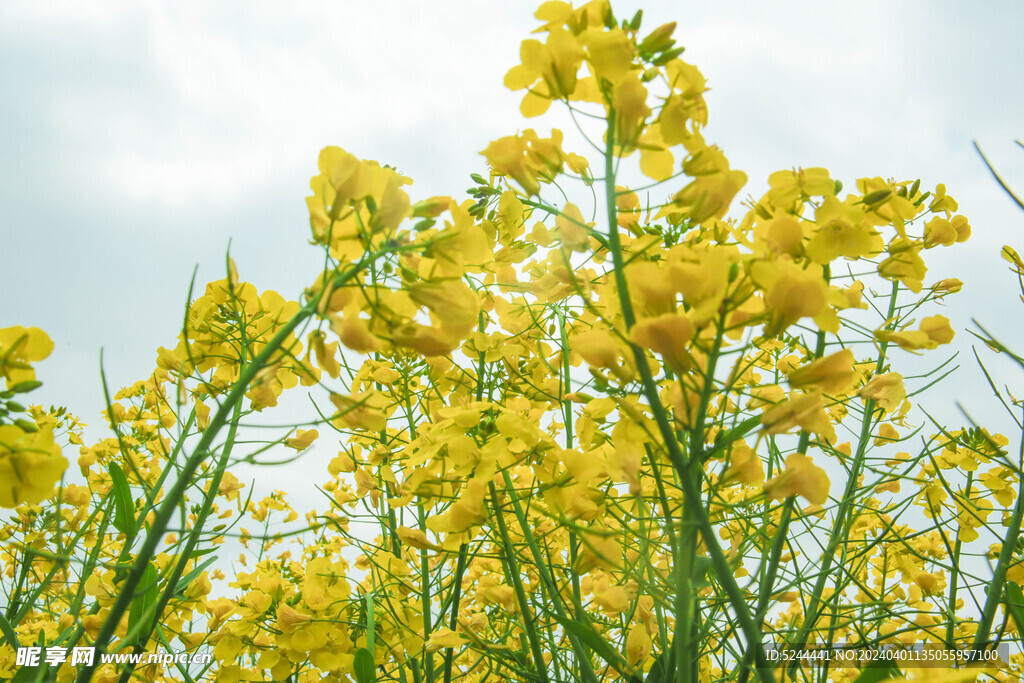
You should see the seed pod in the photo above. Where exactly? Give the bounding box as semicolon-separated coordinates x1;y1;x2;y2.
652;46;685;67
861;188;891;206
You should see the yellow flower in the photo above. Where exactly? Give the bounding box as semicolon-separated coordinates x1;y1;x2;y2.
482;136;538;196
763;453;830;505
670;169;747;224
581;27;635;85
425;628;468;652
625;623;652;665
391;323;461;357
923;215;970;248
330;392;387;432
276;604;313;634
931;278;963;296
61;483;91;508
873;423;900;446
751;260;830;335
612;76;650;146
806;196;883;263
757;215;805;257
285;429;319;451
859;372;906;413
767;167;835;212
481;130;570;196
912;571;945;596
330;312;381;354
556;202;592;252
397;526;444;552
307;330;341;379
0;326;53;389
426;477;488;533
0;424;68;508
760;391;836;443
218;471;245;501
878;238;927;292
876;315;954;351
665;246;734;324
722;441;764;486
410;280;480;333
630;313;695;372
574;328;634;381
787;349;858;395
504;27;585;115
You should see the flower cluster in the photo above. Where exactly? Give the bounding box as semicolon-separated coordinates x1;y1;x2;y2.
2;2;1022;683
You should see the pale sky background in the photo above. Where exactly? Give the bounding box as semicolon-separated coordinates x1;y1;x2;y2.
3;0;1024;481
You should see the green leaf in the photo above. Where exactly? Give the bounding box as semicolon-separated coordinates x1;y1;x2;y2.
127;562;159;643
0;610;19;650
364;592;376;654
644;655;666;683
107;462;136;540
353;647;376;683
706;415;761;460
173;555;219;596
9;665;41;683
561;619;641;681
1005;581;1024;633
693;555;712;589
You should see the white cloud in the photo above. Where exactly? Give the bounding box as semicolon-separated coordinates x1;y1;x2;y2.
11;1;539;210
2;0;1022;443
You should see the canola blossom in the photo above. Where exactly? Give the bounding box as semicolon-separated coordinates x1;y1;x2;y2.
2;2;1022;682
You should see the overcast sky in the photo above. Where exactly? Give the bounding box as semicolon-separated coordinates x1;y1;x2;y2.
3;0;1023;462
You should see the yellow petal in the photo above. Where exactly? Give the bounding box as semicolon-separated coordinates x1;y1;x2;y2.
285;429;319;451
330;314;380;354
630;313;695;372
763;453;830;505
787;349;858;395
625;624;652;665
639;146;674;181
425;628;468;652
410;281;480;332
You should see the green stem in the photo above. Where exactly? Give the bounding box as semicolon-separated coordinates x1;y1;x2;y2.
487;482;551;683
785;280;900;668
603;108;774;683
443;544;469;683
498;471;600;683
973;410;1024;650
116;396;244;682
